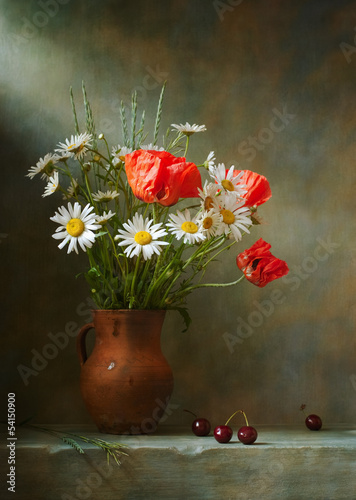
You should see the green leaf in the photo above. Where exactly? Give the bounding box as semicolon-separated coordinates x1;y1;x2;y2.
172;307;192;333
95;173;109;181
95;231;108;238
69;87;80;135
61;437;85;454
120;101;129;147
130;91;138;150
88;267;101;277
82;81;97;146
136;110;145;146
153;82;166;145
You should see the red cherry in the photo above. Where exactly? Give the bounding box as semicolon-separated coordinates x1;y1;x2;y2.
300;405;322;431
184;410;211;436
214;425;233;443
192;418;211;436
214;409;257;444
238;425;258;444
305;414;322;431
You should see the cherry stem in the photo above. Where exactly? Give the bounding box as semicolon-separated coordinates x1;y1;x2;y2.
225;409;249;427
300;404;307;416
183;409;197;419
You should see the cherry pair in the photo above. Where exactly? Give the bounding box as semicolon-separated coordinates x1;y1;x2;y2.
185;409;257;445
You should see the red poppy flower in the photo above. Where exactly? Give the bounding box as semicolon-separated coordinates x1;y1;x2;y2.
125;150;202;207
233;170;272;207
236;238;289;287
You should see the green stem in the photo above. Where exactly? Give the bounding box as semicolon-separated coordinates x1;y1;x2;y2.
107;231;125;276
142;243;184;308
184;135;190;157
23;424;128;465
225;409;249;427
152;203;158;225
172;275;245;301
83;168;95;206
129;254;141;308
87;249;117;305
136;258;151;297
180;235;225;271
86;147;111;165
201;237;237;270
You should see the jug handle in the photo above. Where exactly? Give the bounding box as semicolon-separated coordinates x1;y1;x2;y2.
76;322;94;367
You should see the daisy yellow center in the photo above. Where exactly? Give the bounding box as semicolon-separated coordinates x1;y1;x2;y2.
221;179;235;191
203;217;213;229
181;221;198;234
66;218;85;237
134;231;152;245
220;209;235;225
68;143;85;153
204;196;214;210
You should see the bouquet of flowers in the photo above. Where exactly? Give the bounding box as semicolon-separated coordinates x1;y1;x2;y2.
27;83;288;329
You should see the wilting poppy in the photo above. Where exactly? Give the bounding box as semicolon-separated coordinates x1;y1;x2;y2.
125;150;202;207
236;238;288;287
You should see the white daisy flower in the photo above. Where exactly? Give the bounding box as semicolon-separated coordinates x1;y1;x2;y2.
27;153;59;180
139;144;165;151
62;179;79;200
56;152;72;163
198;180;219;210
167;209;206;245
42;171;59;198
171;122;207;136
115;213;169;261
92;190;119;202
197;209;222;239
55;132;92;160
96;210;116;224
50;202;101;254
204;151;216;170
215;194;252;242
111;145;133;166
209;163;246;198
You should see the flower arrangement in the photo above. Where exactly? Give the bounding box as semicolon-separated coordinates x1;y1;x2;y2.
27;83;288;329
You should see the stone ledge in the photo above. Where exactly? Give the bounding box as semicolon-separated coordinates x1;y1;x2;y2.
1;425;356;499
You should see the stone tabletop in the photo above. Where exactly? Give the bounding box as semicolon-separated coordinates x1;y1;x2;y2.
1;425;356;500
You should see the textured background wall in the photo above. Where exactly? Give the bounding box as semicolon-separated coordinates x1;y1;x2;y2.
1;0;356;428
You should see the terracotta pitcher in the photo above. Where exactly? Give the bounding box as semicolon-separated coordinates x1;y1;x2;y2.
76;309;174;434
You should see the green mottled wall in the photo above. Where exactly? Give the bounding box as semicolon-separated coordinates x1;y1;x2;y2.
1;0;356;427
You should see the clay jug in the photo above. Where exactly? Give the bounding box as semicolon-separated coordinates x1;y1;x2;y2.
76;309;174;434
